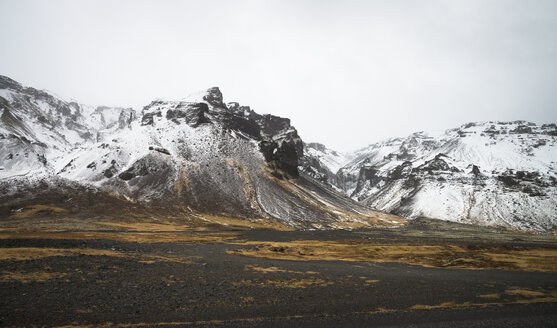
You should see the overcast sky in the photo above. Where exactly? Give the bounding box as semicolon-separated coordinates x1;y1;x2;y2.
1;0;556;152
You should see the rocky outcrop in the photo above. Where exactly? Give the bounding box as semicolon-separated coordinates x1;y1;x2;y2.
166;102;210;127
203;87;225;108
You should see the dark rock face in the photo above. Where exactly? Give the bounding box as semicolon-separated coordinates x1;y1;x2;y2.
203;87;225;107
220;113;261;139
103;160;118;178
118;153;171;182
141;111;162;126
214;105;304;178
274;136;302;178
417;154;460;173
471;165;481;175
184;103;210;127
257;114;292;137
166;102;210;127
511;125;534;134
391;161;413;180
258;134;303;178
353;166;381;195
497;170;545;196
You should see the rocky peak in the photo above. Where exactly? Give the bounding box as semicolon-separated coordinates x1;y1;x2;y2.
203;87;225;108
0;75;22;91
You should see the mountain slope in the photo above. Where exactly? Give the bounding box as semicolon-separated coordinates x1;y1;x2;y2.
316;122;557;231
0;76;402;229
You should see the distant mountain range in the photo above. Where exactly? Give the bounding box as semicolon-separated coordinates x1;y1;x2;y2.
302;121;557;231
2;75;555;231
0;75;401;229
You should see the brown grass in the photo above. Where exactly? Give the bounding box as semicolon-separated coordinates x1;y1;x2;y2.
174;167;191;196
196;213;293;231
409;289;557;310
244;264;318;275
9;205;69;218
0;270;68;283
229;240;557;272
234;278;333;288
0;247;123;261
0;247;196;265
505;288;546;298
95;221;195;232
0;231;240;244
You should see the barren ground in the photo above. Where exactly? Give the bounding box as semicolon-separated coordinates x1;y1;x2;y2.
1;216;557;327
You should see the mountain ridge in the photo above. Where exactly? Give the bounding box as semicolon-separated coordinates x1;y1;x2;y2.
302;121;557;231
0;75;402;230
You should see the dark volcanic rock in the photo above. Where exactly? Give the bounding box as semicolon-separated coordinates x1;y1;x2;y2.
511;125;534;134
141;111;162;126
166;102;210;127
184;103;210;127
498;175;519;187
255;114;292;137
203;87;225;107
220;113;261;139
391;161;413;180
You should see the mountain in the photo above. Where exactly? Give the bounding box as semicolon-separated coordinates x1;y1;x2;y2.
0;75;402;229
299;142;352;192
303;122;557;231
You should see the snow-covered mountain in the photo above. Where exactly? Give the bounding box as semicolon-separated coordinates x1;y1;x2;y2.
299;142;352;192
303;122;557;231
0;75;402;229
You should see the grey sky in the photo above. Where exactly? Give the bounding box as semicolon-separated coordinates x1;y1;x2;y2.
1;0;556;152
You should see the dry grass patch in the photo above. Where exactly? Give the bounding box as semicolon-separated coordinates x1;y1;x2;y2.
197;213;293;231
9;205;69;218
95;221;196;232
234;278;333;288
244;264;318;275
230;240;557;272
0;247;196;265
505;288;546;298
0;247;123;261
266;278;333;288
0;270;68;283
410;289;557;311
0;231;241;244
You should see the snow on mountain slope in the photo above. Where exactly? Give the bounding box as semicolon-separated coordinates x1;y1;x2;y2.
0;75;136;179
337;122;557;231
299;142;352;192
0;76;402;229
